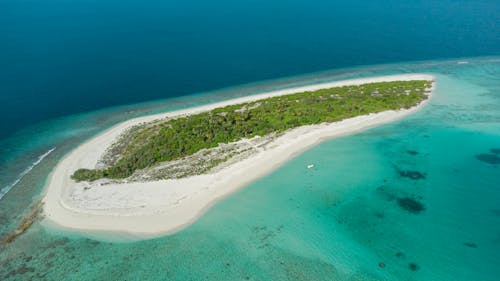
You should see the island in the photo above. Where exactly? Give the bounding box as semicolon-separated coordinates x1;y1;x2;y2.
42;74;435;238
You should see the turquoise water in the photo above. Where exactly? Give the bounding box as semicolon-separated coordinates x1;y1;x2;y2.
0;58;499;280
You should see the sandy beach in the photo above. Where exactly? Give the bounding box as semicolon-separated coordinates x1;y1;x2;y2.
42;74;435;239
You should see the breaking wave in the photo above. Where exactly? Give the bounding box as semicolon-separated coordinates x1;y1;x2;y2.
0;147;56;200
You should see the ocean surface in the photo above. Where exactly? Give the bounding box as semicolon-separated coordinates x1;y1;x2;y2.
0;0;499;280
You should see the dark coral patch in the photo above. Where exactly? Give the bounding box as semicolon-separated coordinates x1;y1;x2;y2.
398;170;426;180
491;209;500;217
42;238;69;250
408;263;420;271
397;197;425;214
5;264;35;278
45;253;56;260
463;242;477;248
476;154;500;164
490;148;500;155
406;150;419;156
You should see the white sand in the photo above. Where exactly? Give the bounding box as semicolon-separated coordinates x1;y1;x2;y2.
42;74;435;238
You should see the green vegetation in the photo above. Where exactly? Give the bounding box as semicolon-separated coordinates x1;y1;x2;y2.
71;169;107;181
72;80;431;182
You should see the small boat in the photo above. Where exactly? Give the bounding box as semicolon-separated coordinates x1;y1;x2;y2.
307;164;314;169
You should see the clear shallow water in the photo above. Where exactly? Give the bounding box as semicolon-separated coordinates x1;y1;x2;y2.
0;58;499;280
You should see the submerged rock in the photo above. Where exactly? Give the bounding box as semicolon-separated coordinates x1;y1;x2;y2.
395;252;405;258
463;242;478;248
398;170;427;180
408;263;420;271
1;201;43;246
406;150;419;156
397;197;425;214
475;153;500;164
490;148;500;155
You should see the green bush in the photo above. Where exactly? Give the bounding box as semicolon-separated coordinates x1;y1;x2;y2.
71;169;106;182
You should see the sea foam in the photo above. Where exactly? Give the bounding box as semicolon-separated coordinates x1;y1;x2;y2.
0;147;56;200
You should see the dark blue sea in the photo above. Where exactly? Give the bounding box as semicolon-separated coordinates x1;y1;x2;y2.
1;0;498;139
0;1;499;280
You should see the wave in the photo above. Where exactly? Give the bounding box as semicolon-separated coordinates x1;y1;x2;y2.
0;147;56;201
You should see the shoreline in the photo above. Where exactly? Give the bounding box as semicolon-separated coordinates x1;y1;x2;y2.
42;74;435;239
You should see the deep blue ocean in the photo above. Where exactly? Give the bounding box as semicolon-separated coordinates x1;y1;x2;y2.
0;0;499;280
1;0;499;139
